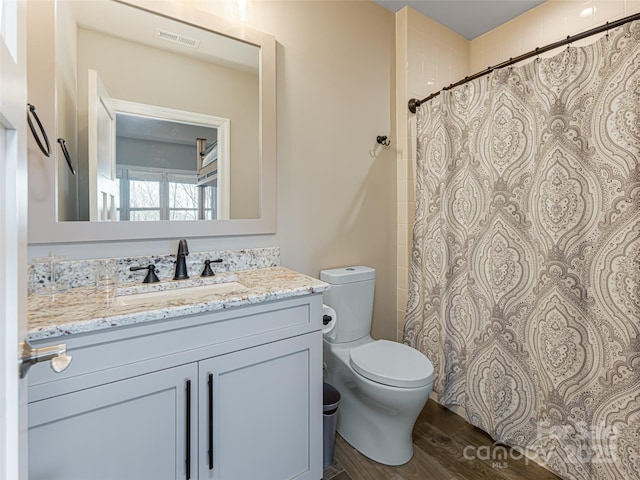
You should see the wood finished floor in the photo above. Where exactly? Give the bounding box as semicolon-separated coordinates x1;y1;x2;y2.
323;399;562;480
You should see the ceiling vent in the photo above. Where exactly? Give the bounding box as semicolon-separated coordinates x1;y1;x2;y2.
155;28;200;49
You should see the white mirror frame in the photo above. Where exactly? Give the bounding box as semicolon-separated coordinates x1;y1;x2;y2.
27;0;276;244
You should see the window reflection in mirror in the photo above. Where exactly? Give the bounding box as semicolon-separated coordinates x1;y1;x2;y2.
114;110;225;221
57;0;260;222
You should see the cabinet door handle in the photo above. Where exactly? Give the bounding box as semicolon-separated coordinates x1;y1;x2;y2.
208;373;214;470
186;379;192;480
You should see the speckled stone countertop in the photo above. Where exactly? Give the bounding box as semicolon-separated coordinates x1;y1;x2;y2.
28;267;329;341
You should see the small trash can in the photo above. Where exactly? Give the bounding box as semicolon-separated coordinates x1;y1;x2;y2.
323;382;341;467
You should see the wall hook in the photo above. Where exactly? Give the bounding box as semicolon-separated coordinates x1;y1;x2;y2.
376;136;390;147
57;138;77;176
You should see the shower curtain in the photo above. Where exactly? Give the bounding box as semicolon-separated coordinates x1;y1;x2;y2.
403;21;639;480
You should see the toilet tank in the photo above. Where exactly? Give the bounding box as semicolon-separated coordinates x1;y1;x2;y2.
321;266;375;343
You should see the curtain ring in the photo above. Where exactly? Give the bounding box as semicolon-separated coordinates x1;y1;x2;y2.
57;138;76;176
27;103;52;157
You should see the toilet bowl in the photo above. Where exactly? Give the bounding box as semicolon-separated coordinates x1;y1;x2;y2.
321;266;434;466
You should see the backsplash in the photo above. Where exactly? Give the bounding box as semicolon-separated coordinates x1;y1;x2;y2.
30;247;280;291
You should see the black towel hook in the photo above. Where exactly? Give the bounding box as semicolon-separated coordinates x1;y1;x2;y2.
376;135;390;147
57;138;76;176
27;103;51;157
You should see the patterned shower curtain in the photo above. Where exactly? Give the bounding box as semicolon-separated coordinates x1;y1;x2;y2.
403;21;639;480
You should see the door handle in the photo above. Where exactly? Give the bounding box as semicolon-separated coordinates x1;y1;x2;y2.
19;340;72;378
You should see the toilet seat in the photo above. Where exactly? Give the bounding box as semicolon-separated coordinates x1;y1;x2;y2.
349;340;434;388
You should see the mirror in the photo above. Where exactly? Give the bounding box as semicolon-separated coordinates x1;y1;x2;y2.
27;0;276;243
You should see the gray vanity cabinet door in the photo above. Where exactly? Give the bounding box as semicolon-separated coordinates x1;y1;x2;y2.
198;333;322;480
28;363;198;480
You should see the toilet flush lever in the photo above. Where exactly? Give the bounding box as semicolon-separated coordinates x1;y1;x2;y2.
19;340;72;378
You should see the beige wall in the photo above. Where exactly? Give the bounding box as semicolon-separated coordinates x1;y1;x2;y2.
55;0;79;221
28;0;398;341
240;0;398;340
396;0;640;341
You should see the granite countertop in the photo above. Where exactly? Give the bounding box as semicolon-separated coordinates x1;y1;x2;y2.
28;267;329;341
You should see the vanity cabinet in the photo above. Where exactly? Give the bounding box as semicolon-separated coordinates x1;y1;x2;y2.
29;364;197;480
198;334;317;480
27;295;323;480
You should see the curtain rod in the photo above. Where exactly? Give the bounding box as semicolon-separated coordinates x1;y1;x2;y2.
408;11;640;113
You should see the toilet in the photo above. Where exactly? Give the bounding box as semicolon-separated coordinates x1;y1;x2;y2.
321;266;434;466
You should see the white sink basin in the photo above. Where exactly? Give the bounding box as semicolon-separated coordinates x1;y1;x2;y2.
113;282;249;307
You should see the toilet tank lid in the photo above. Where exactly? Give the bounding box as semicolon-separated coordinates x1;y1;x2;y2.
320;266;375;284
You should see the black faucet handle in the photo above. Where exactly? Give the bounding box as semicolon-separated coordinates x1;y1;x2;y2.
201;259;223;277
130;264;160;283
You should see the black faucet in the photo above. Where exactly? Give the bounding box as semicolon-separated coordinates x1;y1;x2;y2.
173;239;189;280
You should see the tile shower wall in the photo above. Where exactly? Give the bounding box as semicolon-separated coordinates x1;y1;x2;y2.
397;0;640;341
471;0;640;73
396;7;469;340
